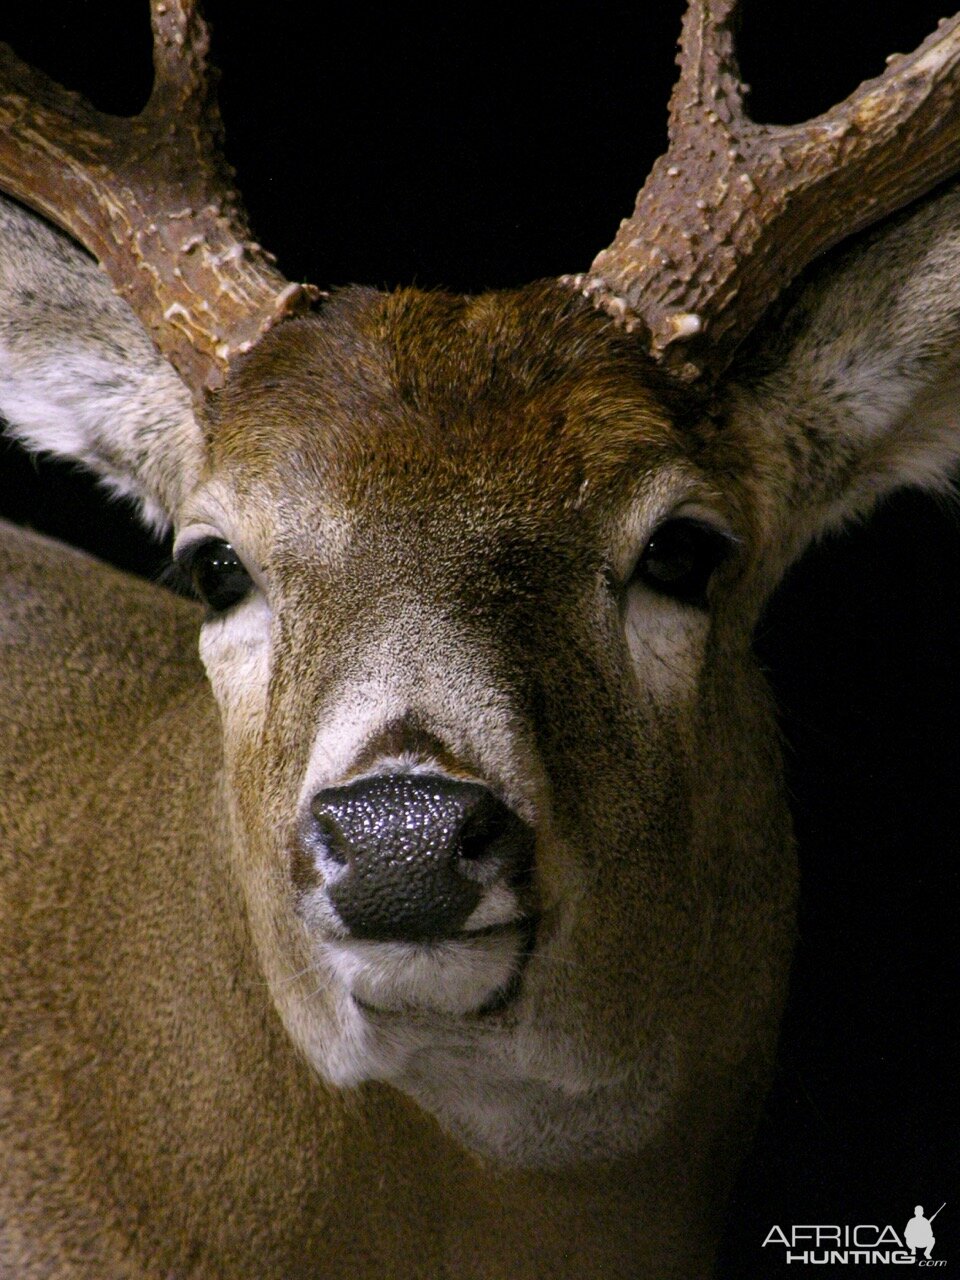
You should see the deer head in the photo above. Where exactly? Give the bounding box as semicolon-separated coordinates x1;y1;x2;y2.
1;3;959;1276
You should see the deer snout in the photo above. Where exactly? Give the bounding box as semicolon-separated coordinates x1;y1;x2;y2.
307;775;533;943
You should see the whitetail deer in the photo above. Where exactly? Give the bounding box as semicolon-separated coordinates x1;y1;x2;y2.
1;2;959;1277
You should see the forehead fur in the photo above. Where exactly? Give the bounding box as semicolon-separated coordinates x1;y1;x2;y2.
204;281;706;514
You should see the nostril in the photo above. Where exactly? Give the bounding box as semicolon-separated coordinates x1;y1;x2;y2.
457;802;510;861
309;807;351;866
454;796;534;891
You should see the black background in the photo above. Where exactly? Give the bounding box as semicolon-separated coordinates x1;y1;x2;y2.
0;3;957;1274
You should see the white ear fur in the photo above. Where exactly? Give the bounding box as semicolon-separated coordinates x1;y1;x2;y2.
730;181;960;573
0;196;203;533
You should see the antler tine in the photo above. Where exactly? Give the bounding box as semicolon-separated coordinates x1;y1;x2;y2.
0;1;319;396
566;2;960;383
148;0;214;113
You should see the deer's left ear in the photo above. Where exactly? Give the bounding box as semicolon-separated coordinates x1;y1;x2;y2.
0;197;203;533
724;180;960;584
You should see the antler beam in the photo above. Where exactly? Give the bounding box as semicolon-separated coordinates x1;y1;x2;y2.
567;1;960;382
0;0;318;395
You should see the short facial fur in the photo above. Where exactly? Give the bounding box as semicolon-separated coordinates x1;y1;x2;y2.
176;282;794;1167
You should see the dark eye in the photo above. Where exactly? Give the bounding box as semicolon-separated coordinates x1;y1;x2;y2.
174;539;254;614
631;517;732;608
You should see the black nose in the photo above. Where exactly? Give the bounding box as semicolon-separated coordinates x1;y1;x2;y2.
306;774;533;942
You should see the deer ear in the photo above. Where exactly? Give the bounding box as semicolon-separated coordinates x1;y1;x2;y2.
728;183;960;580
0;197;203;533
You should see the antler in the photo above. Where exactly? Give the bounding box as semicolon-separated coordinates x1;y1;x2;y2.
0;1;319;396
566;1;960;382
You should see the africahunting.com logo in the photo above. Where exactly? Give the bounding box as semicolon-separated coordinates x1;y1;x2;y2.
764;1203;947;1266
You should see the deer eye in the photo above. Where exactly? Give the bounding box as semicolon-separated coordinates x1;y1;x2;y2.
174;539;254;615
631;517;732;608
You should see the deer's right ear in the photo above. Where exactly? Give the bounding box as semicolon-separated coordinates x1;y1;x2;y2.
0;196;203;533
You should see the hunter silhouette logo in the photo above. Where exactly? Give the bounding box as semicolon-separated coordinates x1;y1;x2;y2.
906;1205;946;1262
763;1202;947;1266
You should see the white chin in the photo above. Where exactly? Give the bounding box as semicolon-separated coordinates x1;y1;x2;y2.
322;929;524;1015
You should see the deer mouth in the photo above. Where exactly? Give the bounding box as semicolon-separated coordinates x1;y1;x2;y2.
322;917;537;1017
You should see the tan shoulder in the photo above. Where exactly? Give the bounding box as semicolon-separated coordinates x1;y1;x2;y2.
0;520;205;843
0;518;201;689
